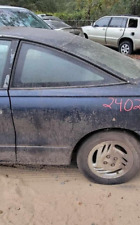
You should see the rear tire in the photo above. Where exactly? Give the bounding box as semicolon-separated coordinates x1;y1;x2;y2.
77;131;140;185
119;40;133;55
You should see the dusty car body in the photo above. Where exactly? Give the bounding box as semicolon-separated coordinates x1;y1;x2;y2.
82;15;140;54
0;27;140;184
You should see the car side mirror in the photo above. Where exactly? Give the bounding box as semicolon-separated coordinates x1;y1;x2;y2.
93;23;98;27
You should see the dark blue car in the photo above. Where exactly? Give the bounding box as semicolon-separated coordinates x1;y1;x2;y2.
0;27;140;184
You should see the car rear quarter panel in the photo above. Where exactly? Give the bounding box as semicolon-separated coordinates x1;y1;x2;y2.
10;84;140;165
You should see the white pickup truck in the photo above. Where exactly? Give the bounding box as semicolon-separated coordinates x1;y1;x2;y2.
82;15;140;54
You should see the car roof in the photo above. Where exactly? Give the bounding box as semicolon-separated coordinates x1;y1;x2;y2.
0;5;27;10
0;27;139;82
0;27;76;47
103;15;140;19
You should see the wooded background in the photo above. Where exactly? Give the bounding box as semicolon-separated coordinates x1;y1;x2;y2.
0;0;139;21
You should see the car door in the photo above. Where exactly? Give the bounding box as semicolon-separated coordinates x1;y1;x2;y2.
0;39;18;163
9;41;120;165
89;17;111;44
105;17;127;47
124;18;139;41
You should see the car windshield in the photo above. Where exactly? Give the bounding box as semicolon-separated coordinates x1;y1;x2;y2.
44;20;70;29
63;38;140;81
0;8;50;29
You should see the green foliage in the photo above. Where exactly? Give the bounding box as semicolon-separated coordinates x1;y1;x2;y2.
54;11;86;21
0;0;139;20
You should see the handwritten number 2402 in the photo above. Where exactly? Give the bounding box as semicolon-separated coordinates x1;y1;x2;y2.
103;98;140;112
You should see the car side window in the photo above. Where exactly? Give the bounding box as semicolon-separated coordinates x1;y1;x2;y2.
12;43;118;88
128;19;138;28
94;17;110;27
0;40;11;88
109;17;127;28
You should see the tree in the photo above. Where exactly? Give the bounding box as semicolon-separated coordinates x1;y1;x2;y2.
0;0;139;18
131;0;140;15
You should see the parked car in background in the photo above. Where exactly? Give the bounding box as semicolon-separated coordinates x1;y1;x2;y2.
82;15;140;54
0;5;50;29
43;18;71;30
38;13;84;37
38;14;61;21
0;27;140;185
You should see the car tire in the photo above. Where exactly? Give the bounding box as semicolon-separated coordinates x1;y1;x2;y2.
119;40;133;55
84;33;88;39
77;131;140;185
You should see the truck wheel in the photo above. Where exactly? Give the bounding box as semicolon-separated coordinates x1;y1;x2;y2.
119;40;133;55
77;131;140;185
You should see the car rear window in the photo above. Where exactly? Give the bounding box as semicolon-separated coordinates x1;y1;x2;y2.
128;19;138;28
12;43;119;88
62;37;140;81
0;8;50;29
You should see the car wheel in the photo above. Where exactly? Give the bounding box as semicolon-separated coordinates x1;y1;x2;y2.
119;40;133;55
84;33;88;39
77;131;140;184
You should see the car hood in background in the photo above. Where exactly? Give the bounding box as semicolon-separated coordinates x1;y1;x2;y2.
56;27;84;37
44;19;84;37
82;25;93;32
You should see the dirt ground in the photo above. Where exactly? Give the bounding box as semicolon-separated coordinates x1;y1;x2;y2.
129;52;140;60
0;164;140;225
